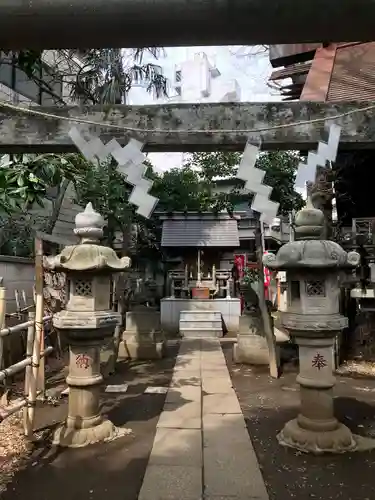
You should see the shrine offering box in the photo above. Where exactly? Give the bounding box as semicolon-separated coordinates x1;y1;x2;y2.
192;287;210;299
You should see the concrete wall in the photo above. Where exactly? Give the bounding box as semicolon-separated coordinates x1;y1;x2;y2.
0;256;34;313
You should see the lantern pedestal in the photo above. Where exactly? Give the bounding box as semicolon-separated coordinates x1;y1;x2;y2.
277;335;359;453
52;315;131;448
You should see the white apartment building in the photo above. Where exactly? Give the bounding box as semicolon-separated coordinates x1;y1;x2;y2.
127;51;242;171
128;51;241;105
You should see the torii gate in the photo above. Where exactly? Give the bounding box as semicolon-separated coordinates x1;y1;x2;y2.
0;101;374;154
0;0;373;48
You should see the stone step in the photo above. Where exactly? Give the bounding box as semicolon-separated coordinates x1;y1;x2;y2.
180;320;222;329
180;327;223;338
180;311;221;322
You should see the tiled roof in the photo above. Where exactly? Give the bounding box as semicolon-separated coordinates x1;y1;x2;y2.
161;218;240;248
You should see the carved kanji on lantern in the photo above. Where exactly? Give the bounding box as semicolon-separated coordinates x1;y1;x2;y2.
311;353;327;370
76;354;92;369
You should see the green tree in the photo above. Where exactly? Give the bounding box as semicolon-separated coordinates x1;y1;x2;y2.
73;157;162;261
0;48;168;105
150;166;211;212
0;153;87;255
184;150;304;215
0;47;168;242
0;153;82;213
73;157;133;252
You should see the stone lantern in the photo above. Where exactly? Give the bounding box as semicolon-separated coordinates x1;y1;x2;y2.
44;203;131;447
263;198;375;454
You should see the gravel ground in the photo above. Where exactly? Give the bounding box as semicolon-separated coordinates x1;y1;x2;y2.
223;343;375;500
0;345;178;500
0;412;33;495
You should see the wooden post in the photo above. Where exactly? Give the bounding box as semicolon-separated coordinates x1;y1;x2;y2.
111;300;124;372
197;249;201;284
34;237;45;399
23;311;35;437
255;222;279;379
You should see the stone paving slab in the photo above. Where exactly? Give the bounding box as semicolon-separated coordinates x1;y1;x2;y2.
138;464;202;500
148;428;202;466
171;375;201;387
204;444;269;498
157;401;202;429
203;413;247;437
202;377;233;394
172;367;201;377
166;385;201;403
139;338;269;500
203;393;242;414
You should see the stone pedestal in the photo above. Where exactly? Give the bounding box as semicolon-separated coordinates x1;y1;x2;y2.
53;336;129;447
234;313;271;365
121;309;165;360
277;336;358;453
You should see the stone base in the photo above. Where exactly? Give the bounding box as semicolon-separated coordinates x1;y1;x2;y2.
121;334;166;360
278;418;375;454
52;418;132;448
233;334;271;365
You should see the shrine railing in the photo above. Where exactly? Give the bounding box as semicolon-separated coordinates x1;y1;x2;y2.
168;269;232;299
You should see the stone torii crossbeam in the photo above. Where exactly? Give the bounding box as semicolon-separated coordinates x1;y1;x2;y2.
0;0;373;48
0;101;374;154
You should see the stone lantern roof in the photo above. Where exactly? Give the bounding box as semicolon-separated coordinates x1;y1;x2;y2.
43;203;131;273
263;197;359;270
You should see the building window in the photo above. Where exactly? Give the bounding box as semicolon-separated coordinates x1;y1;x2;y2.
306;280;325;297
238;218;257;229
0;53;63;105
175;70;181;82
175;86;181;96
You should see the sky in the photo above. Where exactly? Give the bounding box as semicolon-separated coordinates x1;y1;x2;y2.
126;46;281;172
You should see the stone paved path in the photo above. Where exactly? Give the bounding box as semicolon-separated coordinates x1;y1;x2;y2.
138;338;269;500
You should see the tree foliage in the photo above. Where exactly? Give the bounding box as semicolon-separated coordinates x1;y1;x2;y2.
0;145;304;257
70;48;168;104
154;150;304;216
151;166;210;212
0;153;82;213
0;48;168;105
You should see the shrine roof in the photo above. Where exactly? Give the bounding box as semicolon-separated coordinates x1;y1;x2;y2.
161;216;240;248
156;211;244;221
